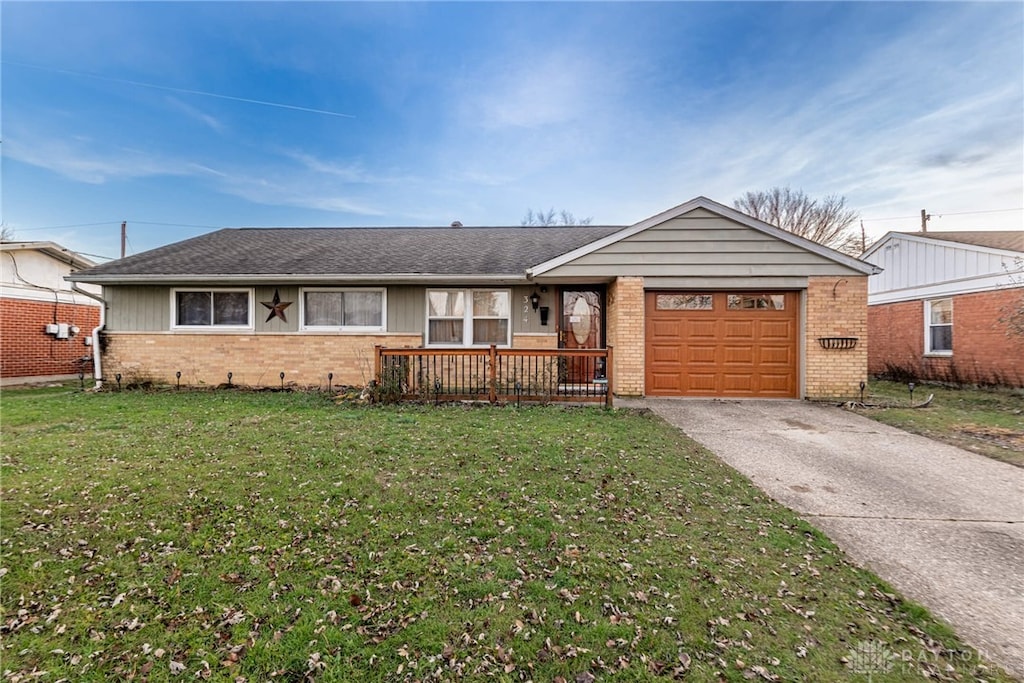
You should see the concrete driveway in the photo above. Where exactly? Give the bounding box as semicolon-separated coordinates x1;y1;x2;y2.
629;399;1024;679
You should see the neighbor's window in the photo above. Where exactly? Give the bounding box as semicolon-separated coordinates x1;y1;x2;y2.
174;289;251;328
656;294;713;310
926;298;953;354
427;289;510;346
301;289;385;330
727;294;786;310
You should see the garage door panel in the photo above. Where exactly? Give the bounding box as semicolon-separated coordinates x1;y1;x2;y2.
760;320;794;339
687;320;718;339
722;345;755;364
649;344;683;363
687;345;718;363
645;291;798;398
650;320;682;339
686;374;718;392
722;374;755;392
758;346;793;364
650;373;683;391
723;320;755;338
758;374;794;394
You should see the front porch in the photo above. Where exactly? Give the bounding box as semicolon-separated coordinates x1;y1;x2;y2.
375;345;614;406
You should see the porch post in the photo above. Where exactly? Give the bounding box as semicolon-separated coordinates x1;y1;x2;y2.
374;345;382;385
489;344;498;404
605;345;614;408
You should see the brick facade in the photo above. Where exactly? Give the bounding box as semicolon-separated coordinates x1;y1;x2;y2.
0;298;100;380
97;275;876;399
607;277;645;396
510;333;558;350
868;289;1024;387
804;276;870;399
102;332;423;388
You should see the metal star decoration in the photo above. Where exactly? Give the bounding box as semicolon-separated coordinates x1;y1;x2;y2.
261;289;292;323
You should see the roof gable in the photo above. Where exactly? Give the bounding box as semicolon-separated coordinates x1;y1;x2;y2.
863;230;1024;261
530;196;878;278
1;241;96;270
865;231;1023;302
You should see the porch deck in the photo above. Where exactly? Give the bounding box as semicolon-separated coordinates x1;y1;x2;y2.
375;345;613;406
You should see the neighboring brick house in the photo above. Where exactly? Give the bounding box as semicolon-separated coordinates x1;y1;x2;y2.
863;231;1024;387
1;241;103;384
68;196;879;399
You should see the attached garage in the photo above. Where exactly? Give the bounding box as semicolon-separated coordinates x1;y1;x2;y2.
522;197;881;398
645;291;798;397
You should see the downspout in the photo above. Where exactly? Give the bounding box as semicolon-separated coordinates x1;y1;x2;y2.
71;284;105;389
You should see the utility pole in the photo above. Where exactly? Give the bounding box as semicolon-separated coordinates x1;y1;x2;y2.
920;209;930;233
121;221;127;259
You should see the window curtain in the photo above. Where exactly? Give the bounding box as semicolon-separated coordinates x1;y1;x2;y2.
343;292;382;326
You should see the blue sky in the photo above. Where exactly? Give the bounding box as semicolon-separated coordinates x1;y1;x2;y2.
2;1;1022;262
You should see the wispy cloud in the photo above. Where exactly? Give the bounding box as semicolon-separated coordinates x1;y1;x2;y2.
3;130;221;184
457;51;604;130
165;96;225;133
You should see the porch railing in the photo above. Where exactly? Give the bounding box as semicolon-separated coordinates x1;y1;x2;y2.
374;345;613;407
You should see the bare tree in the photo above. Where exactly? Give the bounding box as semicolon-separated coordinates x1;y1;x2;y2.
998;257;1024;339
734;187;864;255
521;208;593;227
0;225;13;242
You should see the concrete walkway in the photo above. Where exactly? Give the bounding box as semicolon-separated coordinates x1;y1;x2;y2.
621;398;1024;679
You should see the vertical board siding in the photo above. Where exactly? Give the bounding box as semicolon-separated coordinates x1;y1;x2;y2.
256;286;299;333
106;286;170;331
103;284;557;339
869;236;1020;295
387;286;424;334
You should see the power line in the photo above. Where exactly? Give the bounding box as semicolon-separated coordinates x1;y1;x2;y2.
11;220;224;232
77;251;117;261
861;207;1023;222
129;220;226;229
10;221;121;231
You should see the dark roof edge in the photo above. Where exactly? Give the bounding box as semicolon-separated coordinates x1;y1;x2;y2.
67;273;531;285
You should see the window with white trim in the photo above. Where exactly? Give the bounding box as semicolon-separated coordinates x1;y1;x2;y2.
426;289;510;346
925;298;953;354
301;288;385;330
173;289;252;328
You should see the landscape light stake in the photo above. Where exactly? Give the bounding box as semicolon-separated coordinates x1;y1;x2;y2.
908;382;915;403
79;372;85;390
859;381;866;403
227;372;233;387
280;371;285;389
176;371;181;389
434;377;442;406
327;372;333;394
515;380;522;408
115;373;122;391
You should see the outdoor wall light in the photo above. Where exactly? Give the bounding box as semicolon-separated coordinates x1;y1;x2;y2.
530;291;541;311
539;306;550;326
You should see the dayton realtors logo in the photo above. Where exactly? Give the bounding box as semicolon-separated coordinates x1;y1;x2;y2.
847;640;897;680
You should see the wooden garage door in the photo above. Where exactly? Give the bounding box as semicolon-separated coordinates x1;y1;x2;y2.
645;291;798;397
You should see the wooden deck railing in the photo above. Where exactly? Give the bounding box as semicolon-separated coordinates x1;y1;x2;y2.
374;345;613;407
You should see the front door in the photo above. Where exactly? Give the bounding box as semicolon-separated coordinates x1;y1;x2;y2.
559;289;604;383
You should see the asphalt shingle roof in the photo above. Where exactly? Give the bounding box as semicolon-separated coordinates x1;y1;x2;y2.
73;225;624;281
900;231;1024;253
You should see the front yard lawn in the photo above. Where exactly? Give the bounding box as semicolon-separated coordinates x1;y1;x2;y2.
1;387;1012;681
858;381;1024;467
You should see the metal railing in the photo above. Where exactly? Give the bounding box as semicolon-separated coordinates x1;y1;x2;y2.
375;345;613;406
